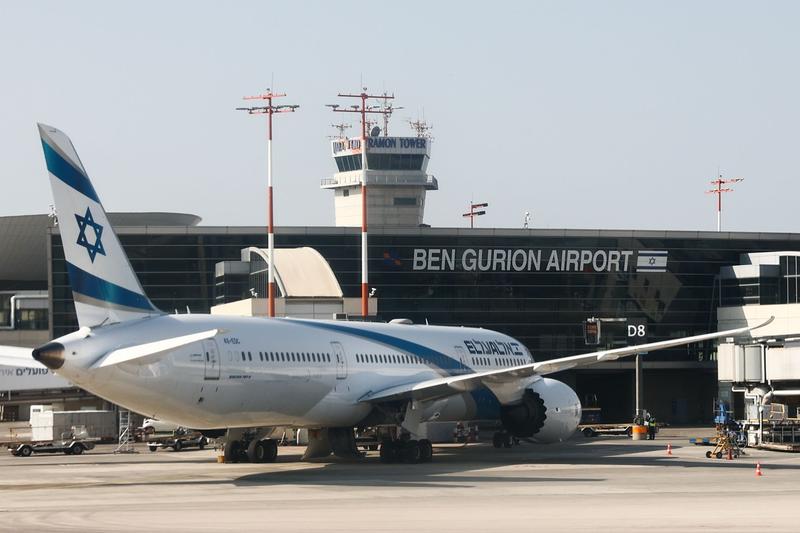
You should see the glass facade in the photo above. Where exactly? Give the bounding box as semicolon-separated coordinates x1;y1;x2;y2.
49;227;800;423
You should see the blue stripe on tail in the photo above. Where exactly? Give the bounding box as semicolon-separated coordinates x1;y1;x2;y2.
66;261;157;311
41;139;101;203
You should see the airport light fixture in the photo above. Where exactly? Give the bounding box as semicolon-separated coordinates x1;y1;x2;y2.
705;173;743;232
237;90;299;318
463;202;488;229
327;89;395;319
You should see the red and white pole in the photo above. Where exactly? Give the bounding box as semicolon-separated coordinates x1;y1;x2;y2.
238;91;298;317
267;101;276;318
705;175;743;233
360;93;369;319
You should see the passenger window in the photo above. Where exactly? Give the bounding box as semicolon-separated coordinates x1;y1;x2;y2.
241;351;246;361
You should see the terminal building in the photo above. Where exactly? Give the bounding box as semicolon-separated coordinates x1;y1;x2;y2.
2;126;800;427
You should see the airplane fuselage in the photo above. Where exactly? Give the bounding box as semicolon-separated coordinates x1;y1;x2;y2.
54;315;536;430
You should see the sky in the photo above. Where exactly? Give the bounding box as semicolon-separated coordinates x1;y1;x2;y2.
1;1;798;232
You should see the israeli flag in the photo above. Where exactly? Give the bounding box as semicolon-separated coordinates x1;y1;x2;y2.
636;251;668;272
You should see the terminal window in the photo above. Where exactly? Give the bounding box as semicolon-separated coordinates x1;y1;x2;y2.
0;294;10;328
393;197;417;206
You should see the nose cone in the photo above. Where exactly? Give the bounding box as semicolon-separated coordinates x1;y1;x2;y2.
32;342;65;370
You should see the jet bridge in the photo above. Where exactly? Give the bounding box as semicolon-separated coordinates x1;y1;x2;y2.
717;342;800;450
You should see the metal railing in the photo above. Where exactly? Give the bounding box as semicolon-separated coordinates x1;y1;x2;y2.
320;174;437;188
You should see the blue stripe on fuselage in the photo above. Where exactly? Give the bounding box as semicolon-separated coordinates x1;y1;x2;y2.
292;320;504;417
41;139;101;203
66;261;157;312
290;320;471;376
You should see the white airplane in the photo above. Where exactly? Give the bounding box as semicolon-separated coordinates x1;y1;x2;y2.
0;124;769;464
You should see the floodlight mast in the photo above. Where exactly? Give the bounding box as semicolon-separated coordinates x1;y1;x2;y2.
236;90;299;318
327;89;394;319
705;173;744;232
463;202;488;229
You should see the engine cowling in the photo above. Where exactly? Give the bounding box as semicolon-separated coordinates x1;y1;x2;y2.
500;378;582;443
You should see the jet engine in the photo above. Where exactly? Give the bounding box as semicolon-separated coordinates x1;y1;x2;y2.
500;378;582;443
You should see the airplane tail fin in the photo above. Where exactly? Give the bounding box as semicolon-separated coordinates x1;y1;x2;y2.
37;124;162;328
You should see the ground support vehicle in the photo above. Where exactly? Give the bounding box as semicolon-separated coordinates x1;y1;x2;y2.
705;427;745;459
689;436;718;446
578;423;634;438
7;436;97;457
146;429;207;452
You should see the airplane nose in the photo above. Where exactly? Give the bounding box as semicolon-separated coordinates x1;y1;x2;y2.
32;342;65;370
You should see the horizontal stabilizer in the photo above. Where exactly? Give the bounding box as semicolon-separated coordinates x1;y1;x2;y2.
360;317;773;405
92;329;218;368
0;346;45;369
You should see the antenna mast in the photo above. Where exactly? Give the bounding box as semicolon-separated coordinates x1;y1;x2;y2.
236;89;299;318
326;88;395;319
408;118;433;138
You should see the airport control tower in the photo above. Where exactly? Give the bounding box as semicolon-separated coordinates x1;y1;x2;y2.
321;126;438;227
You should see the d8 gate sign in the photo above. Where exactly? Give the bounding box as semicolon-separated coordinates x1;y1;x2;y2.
627;319;647;345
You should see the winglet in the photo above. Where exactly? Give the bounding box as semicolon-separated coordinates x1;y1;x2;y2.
755;316;775;329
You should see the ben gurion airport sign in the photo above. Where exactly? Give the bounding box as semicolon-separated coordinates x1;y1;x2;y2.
411;248;669;273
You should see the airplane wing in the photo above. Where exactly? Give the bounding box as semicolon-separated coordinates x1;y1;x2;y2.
0;345;46;369
91;329;219;368
359;317;773;404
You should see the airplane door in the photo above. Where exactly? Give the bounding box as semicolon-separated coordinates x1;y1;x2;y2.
331;342;347;379
202;339;220;380
454;345;467;372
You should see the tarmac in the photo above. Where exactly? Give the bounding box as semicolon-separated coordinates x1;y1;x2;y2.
1;431;799;533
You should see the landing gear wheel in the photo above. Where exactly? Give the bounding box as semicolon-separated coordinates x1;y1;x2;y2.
248;439;267;463
582;427;596;438
492;432;504;449
705;451;712;458
418;439;433;463
379;442;399;463
263;439;278;462
401;440;422;464
224;440;242;463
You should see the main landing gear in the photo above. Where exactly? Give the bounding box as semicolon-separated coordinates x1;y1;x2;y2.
223;429;278;463
379;438;433;464
492;431;520;449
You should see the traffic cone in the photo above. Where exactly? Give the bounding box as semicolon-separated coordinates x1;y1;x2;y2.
666;443;673;456
727;448;733;460
755;462;763;477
